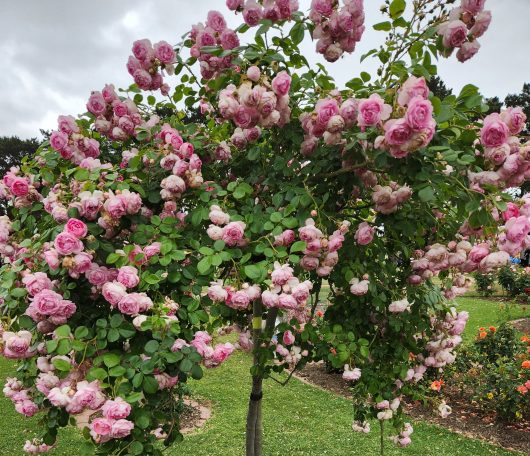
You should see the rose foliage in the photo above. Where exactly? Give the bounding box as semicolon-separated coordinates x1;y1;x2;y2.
0;0;529;455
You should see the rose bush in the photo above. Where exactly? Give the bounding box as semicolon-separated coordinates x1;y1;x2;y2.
0;0;528;455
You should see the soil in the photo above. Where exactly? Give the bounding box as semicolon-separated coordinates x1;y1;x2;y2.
180;398;212;434
296;362;530;454
512;318;530;334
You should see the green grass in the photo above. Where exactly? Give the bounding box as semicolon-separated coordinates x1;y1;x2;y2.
455;297;530;342
0;296;527;455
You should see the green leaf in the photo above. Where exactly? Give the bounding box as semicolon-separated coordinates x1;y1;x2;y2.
244;264;262;280
418;186;435;202
373;21;392;31
143;376;159;394
180;358;193;373
389;0;406;19
145;340;159;355
197;256;212;275
74;326;89;339
109;366;127;377
55;325;71;337
103;353;121;368
53;358;71;372
290;22;305;45
290;241;306;253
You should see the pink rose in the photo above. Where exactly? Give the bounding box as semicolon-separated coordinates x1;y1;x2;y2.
227;290;251;309
154;41;175;64
282;330;295;345
206;10;227;32
261;290;279;308
468;242;489;263
33;289;63;315
209;205;230;225
102;281;128;306
505;216;530;244
277;293;298;310
132;39;153;62
22;272;53;296
207;225;224;241
354;222;374;245
220;29;240;50
502;202;520;221
461;0;485;14
271;263;294;286
315;98;339;126
58;115;79;134
480;113;510;148
117;294;140;315
226;0;244;10
50;131;68;151
91;417;113;436
470;10;491;38
272;71;292;96
500;107;527;136
439;20;468;48
54;232;83;255
247;66;261;82
242;1;263;26
350;279;369;296
10;177;29;197
357;94;391;129
311;0;333;16
208;283;228;302
397;76;429;106
87;92;106;116
222;221;246;246
384;118;412;146
117;266;140;289
209;342;234;367
102;397;131;420
44;249;60;270
15;400;38;417
456;40;480;62
65;218;88;238
405;97;433;131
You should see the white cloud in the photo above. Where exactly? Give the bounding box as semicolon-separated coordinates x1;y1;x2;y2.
0;0;527;138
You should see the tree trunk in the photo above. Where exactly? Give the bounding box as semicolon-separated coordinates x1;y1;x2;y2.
246;300;264;456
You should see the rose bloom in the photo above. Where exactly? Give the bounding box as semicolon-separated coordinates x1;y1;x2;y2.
271;71;291;96
154;40;175;64
405;97;433;131
247;66;261;82
470;10;491;38
357;94;391;128
397;76;429;106
10;177;29;197
500;107;527;136
117;266;140;289
102;397;131;420
282;330;295;345
439;20;468;48
480;113;510;148
102;281;128;306
54;232;83;256
33;289;63;315
228;290;251;310
91;417;113;436
222;221;246;246
461;0;485;14
384;118;412;146
456;40;481;63
117;294;141;316
22;272;53;297
65;218;88;238
242;1;263;26
354;222;374;245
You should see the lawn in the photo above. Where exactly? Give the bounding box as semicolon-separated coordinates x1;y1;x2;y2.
0;296;527;455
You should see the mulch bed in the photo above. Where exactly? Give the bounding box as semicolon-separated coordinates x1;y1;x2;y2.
180;398;212;434
296;361;530;454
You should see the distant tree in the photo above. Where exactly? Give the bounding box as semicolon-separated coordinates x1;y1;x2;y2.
484;96;503;116
0;136;40;215
505;83;530;136
427;75;453;99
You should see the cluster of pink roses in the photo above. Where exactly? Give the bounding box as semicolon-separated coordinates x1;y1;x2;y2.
274;342;308;368
227;0;299;25
159;124;204;200
0;215;14;260
102;266;153;316
2;330;35;359
497;203;530;257
88;85;152;142
208;281;261;310
1;167;40;207
206;205;248;247
89;397;134;443
389;422;414;448
375;78;436;158
375;397;401;421
470;109;529;191
172;331;235;368
219;70;292;149
23;439;53;454
438;0;492;62
190;10;239;80
309;0;365;62
261;262;313;311
372;183;412;214
299;95;359;152
4;377;39;418
24;276;76;330
349;276;369;296
298;218;350;276
49;115;100;165
127;39;175;93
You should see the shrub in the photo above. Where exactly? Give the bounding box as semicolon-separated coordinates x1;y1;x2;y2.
474;272;495;297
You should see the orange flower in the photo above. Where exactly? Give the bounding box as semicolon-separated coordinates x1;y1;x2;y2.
521;335;529;343
525;380;530;389
479;331;488;339
430;380;444;391
517;385;528;395
522;360;530;369
316;310;323;318
479;327;485;331
489;326;496;332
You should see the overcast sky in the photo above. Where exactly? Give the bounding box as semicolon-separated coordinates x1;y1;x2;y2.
1;1;528;139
